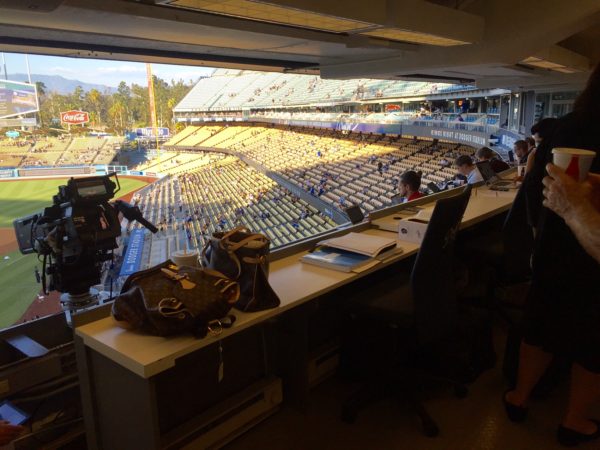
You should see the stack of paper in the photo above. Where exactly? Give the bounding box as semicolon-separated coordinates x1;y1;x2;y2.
301;233;402;272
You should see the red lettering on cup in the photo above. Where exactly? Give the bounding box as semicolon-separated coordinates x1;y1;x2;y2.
565;155;580;180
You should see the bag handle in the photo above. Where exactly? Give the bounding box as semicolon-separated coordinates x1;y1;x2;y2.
220;226;250;242
223;233;269;252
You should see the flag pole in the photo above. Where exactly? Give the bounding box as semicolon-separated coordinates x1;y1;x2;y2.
1;53;8;80
146;63;160;158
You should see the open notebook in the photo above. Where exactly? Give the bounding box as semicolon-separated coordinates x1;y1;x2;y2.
317;232;398;257
302;233;402;272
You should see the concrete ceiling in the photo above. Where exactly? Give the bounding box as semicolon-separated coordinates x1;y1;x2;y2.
0;0;597;90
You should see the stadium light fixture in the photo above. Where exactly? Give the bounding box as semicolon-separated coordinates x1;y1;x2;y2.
520;46;589;74
361;28;470;47
166;0;373;32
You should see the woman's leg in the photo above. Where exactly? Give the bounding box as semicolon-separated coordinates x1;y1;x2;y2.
506;341;553;406
562;363;600;433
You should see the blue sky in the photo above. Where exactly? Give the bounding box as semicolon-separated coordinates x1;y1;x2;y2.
0;53;215;87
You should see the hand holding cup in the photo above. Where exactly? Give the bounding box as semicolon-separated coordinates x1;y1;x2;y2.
543;163;600;219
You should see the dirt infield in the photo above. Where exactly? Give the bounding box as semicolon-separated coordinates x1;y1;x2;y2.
0;228;17;255
18;291;61;324
117;175;156;203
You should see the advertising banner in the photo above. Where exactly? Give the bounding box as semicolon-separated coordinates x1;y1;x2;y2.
60;110;89;125
402;123;488;147
0;80;38;119
119;229;146;277
0;117;36;127
135;127;170;138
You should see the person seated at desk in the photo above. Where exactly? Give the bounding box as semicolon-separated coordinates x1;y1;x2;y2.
455;155;483;184
397;170;425;203
475;146;510;173
514;140;532;165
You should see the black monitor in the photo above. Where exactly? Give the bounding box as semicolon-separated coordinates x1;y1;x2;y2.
475;160;498;182
427;182;441;193
508;150;515;163
344;205;364;224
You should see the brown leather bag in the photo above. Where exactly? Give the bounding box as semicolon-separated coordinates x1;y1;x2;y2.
112;260;239;337
201;227;280;312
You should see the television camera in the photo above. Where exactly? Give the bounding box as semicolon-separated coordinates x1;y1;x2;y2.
13;173;157;315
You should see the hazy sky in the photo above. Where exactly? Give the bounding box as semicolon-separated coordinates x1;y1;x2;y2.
0;53;215;87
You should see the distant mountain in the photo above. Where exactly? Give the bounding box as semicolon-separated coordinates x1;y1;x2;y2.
6;73;117;95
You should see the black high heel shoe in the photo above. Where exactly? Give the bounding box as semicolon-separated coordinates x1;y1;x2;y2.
557;420;600;447
503;390;528;423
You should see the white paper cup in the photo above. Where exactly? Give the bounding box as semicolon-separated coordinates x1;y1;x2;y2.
171;250;199;267
552;147;596;181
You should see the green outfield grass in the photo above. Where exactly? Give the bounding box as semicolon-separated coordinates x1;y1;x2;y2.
0;177;148;328
0;177;147;228
0;249;41;328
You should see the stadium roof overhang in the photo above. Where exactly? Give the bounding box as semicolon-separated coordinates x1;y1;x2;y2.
0;0;598;90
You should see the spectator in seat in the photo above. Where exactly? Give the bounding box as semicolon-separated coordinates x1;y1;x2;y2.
475;146;510;173
455;155;483;184
398;170;425;202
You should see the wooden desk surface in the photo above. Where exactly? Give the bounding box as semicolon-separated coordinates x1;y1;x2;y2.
75;186;515;378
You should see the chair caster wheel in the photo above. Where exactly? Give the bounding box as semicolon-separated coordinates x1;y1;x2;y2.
341;406;357;424
422;419;439;438
454;385;468;398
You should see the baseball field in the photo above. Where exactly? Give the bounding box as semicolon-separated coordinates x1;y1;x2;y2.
0;177;148;328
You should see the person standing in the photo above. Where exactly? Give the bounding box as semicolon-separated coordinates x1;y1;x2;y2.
503;61;600;447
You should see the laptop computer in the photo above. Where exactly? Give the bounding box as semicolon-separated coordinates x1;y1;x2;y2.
476;160;514;188
427;182;441;193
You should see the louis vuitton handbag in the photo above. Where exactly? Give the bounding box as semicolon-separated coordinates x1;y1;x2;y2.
201;227;280;312
112;260;239;337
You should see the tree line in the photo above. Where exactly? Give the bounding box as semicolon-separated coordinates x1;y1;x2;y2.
35;76;194;134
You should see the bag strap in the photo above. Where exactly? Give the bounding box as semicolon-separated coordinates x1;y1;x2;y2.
220;226;249;242
224;233;268;252
241;255;267;264
226;251;243;279
200;239;211;264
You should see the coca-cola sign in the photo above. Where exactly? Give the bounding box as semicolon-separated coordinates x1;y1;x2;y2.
60;110;89;124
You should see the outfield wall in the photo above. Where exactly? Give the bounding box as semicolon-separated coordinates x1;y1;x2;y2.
0;164;161;180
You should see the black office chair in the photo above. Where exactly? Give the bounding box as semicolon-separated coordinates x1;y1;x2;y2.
340;185;478;437
456;183;533;326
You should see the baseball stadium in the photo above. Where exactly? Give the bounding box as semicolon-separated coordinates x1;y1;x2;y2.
0;68;501;329
0;2;598;449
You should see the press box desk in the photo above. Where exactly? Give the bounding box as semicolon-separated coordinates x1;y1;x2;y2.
75;187;515;449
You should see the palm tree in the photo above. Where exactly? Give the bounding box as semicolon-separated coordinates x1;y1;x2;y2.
109;100;126;133
86;89;102;127
35;81;47;98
